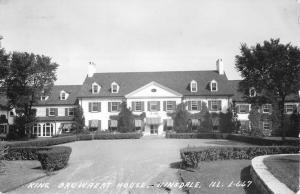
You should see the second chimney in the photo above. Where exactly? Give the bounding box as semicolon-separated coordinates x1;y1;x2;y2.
216;58;224;75
88;62;96;77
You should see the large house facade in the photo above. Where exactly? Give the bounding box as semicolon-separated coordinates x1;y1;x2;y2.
0;59;299;137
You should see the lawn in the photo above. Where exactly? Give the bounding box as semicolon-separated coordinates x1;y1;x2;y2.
179;160;259;194
263;154;300;193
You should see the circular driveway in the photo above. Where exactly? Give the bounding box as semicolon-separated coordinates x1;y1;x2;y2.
10;137;243;194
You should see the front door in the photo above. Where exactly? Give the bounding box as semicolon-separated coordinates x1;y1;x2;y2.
150;125;158;134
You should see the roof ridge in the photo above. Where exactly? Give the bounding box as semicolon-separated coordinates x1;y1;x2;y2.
93;70;218;74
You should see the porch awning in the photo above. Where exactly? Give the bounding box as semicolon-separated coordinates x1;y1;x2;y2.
166;119;173;127
90;120;99;128
61;123;72;129
146;117;161;125
110;120;118;127
135;119;142;127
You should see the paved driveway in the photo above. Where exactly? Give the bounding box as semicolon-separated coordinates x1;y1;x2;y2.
10;137;243;194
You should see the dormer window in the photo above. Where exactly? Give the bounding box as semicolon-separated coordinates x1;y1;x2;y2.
111;82;119;93
92;82;100;94
190;80;197;92
40;96;48;101
210;80;218;91
249;87;256;97
60;91;68;100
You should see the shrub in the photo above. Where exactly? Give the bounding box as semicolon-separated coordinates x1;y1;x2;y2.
180;146;299;168
199;103;213;132
219;108;240;133
37;146;72;171
77;134;93;141
94;132;142;139
165;132;224;139
7;136;77;148
5;147;51;160
0;144;8;174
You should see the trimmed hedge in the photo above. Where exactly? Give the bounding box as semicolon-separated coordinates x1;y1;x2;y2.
5;147;52;160
227;134;299;146
180;146;300;168
77;134;93;141
6;136;77;148
94;132;142;140
38;146;72;171
165;132;227;139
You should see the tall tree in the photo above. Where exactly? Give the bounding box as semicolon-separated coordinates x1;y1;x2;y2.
117;102;135;133
3;51;58;137
235;39;300;140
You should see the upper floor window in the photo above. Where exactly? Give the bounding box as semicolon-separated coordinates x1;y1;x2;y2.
111;82;119;93
237;104;250;114
111;102;120;112
49;108;56;116
249;87;256;97
9;111;14;117
68;108;74;116
262;104;271;113
40;96;48;101
60;91;68;100
191;101;199;111
210;80;218;91
190;80;197;92
284;104;296;113
89;102;101;112
149;101;160;112
92;82;100;94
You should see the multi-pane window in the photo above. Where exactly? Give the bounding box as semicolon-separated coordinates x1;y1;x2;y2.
92;85;99;93
249;88;256;97
191;101;198;111
92;102;99;112
41;96;47;101
49;108;56;116
61;92;66;100
262;104;271;113
263;120;270;130
191;81;197;92
111;102;120;112
166;101;174;111
238;104;249;114
285;104;296;113
211;81;217;91
135;101;142;111
210;100;221;111
150;101;159;111
68;108;74;116
112;83;118;93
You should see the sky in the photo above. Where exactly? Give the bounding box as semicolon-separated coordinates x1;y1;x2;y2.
0;0;300;85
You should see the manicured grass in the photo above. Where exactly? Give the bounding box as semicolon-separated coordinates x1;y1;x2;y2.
0;160;46;193
263;154;300;192
179;160;259;194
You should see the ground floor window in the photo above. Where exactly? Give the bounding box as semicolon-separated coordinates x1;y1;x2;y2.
0;124;8;134
188;119;200;130
134;119;143;131
109;120;118;131
60;123;73;133
163;119;173;131
43;123;53;136
32;124;41;136
89;120;101;131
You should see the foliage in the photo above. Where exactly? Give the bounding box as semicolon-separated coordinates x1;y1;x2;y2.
0;51;58;137
5;146;51;160
227;134;299;146
219;108;240;133
169;103;191;132
0;115;8;124
116;102;135;132
74;106;85;133
248;104;263;136
235;38;300;139
37;146;72;171
76;134;93;141
199;102;213;132
94;132;142;139
287;110;300;137
0;144;8;174
180;146;299;168
165;132;225;139
7;135;77;148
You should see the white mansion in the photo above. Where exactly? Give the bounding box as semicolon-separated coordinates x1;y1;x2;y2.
0;59;299;137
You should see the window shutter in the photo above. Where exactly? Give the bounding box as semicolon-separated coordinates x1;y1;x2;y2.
118;102;121;111
46;108;49;116
55;108;58;116
172;101;176;111
148;101;150;111
108;102;111;112
108;120;111;128
218;101;222;111
89;103;92;112
245;105;249;113
98;102;101;112
132;102;135;111
157;101;160;111
65;108;68;116
97;120;101;131
208;101;212;111
141;101;144;111
269;105;272;114
236;105;240;113
188;101;191;111
197;101;202;111
89;120;92;128
163;101;166;111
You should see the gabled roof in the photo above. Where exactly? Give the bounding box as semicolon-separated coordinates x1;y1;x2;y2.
228;80;300;102
78;71;234;98
35;85;81;106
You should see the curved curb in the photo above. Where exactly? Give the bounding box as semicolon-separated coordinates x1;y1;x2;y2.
251;154;298;194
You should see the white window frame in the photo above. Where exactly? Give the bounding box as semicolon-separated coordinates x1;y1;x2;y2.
211;100;220;111
263;121;270;130
285;104;296;113
111;102;119;112
238;104;249;114
190;80;197;92
68;108;74;116
43;123;53;137
91;102;99;112
60;91;67;100
49;108;56;116
211;80;218;91
150;101;159;112
191;101;198;111
92;83;100;94
111;82;119;93
249;87;256;97
135;101;142;111
262;104;271;113
40;96;48;101
166;101;174;111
